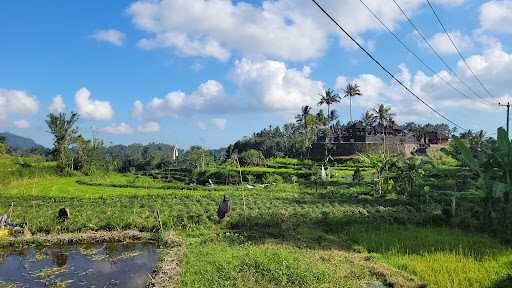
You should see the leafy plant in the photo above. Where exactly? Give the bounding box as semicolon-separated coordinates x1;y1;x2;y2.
452;127;512;228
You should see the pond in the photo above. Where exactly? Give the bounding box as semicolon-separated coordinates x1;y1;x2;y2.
0;242;159;287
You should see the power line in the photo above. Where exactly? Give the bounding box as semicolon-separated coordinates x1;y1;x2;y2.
357;0;488;107
391;0;493;106
425;0;496;100
309;0;466;131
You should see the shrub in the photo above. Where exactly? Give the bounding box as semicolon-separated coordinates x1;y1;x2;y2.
263;174;283;184
240;149;266;167
352;167;363;184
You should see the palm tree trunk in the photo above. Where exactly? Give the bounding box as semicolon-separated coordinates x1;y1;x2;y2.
349;96;352;122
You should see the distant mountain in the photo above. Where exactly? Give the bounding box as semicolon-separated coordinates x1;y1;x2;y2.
0;132;49;155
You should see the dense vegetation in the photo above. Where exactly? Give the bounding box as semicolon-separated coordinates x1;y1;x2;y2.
1;107;511;287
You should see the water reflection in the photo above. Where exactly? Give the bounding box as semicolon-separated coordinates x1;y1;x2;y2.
0;242;159;287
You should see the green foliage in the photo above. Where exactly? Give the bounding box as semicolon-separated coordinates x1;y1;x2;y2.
179;146;214;171
239;149;265;167
45;112;79;173
358;153;398;196
352;167;363;185
262;173;283;184
0;142;5;155
452;127;512;237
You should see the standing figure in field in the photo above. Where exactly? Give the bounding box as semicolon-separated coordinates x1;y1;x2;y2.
217;195;230;221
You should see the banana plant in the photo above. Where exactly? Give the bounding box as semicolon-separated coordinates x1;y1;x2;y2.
453;127;512;221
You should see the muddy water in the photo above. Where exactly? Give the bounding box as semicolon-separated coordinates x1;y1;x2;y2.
0;242;159;287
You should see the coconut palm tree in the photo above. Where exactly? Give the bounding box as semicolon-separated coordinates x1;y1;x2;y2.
318;88;341;120
361;110;376;126
343;83;362;122
295;105;312;130
46;112;79;170
372;104;395;127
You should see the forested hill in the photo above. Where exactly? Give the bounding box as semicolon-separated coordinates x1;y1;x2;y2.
0;132;49;155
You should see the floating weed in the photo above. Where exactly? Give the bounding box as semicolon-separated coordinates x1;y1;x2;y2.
33;266;68;279
79;246;97;256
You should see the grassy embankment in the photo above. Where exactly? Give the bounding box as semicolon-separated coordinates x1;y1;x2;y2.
1;155;511;287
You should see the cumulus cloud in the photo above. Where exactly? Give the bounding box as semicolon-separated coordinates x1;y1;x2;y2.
49;95;65;114
137;121;160;133
98;122;134;134
0;89;39;120
335;43;512;122
131;100;144;119
128;0;463;62
231;58;323;111
428;31;473;55
132;80;226;118
13;120;30;129
479;0;512;34
74;87;114;120
210;118;226;130
91;29;126;46
127;0;328;61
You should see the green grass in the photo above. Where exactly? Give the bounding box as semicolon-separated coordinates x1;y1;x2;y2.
180;241;384;288
1;156;512;287
339;225;512;288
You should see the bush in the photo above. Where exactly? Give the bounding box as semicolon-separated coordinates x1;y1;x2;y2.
352;167;363;184
263;174;283;184
240;149;265;167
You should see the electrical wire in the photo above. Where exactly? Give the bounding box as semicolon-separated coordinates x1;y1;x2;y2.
357;0;490;108
391;0;493;106
310;0;466;131
425;0;496;100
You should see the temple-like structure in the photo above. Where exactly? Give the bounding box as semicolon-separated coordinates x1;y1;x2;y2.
311;122;449;159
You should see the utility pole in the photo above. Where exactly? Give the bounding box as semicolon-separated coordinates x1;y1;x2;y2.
499;102;510;137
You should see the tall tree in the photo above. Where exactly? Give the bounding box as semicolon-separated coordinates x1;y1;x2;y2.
361;111;376;126
343;83;362;122
295;105;312;130
46;112;79;171
317;88;341;120
372;104;395;127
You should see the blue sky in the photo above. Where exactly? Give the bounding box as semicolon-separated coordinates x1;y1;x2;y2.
1;0;511;148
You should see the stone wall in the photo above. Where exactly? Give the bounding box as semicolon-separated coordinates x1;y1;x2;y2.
310;142;417;160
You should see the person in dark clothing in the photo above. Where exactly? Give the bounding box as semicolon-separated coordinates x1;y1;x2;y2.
217;195;230;220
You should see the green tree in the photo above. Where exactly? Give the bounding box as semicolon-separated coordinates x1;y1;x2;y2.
46;112;79;171
0;136;5;155
179;146;214;170
361;111;376;126
343;83;362;122
239;149;265;167
317;88;341;121
295;105;312;130
452;127;512;227
372;104;395;127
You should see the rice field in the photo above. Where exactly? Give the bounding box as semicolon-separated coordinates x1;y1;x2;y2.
1;155;512;287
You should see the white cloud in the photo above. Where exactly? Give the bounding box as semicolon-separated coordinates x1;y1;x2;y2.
127;0;328;61
49;95;66;114
0;89;39;120
131;100;144;119
428;31;473;55
137;121;160;133
196;120;206;130
210;118;226;130
479;1;512;34
98;122;134;134
91;29;126;46
74;87;114;120
138;32;231;61
231;58;323;111
336;43;512;122
13;120;30;129
133;80;226;118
